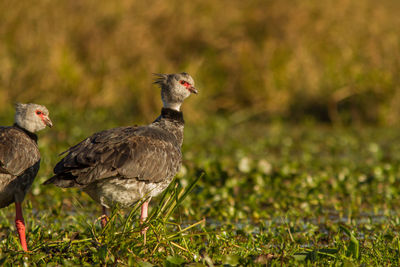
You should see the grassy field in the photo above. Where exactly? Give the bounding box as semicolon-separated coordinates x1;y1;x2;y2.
1;0;400;265
0;112;400;265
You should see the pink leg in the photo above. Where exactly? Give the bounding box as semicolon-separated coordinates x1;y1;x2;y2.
140;201;149;235
15;202;28;251
101;206;108;228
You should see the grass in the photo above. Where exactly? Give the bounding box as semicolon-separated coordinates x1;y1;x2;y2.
1;114;400;265
1;0;400;264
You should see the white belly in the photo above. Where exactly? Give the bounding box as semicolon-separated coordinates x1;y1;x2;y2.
83;177;172;208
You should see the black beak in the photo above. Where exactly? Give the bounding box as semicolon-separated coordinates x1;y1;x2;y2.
189;86;198;94
44;117;53;128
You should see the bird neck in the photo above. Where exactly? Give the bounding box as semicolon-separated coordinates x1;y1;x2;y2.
152;108;185;146
162;101;182;111
13;123;38;143
160;108;184;123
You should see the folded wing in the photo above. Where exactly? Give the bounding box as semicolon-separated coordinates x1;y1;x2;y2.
46;126;181;187
0;127;40;176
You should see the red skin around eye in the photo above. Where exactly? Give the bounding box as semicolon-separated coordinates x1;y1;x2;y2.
180;80;192;91
180;80;191;88
36;110;46;125
40;115;46;124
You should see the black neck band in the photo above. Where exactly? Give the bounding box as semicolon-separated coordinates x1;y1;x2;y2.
13;123;38;143
161;108;184;123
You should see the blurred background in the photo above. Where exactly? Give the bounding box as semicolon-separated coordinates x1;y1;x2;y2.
2;2;400;262
1;0;400;126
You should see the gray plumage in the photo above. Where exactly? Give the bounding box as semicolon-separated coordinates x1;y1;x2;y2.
0;103;52;208
44;72;197;208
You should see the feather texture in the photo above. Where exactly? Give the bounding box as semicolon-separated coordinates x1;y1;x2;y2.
45;72;197;208
44;108;185;207
0;125;41;207
0;103;51;252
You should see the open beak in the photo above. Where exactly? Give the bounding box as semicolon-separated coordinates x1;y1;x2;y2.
44;117;53;128
188;86;198;94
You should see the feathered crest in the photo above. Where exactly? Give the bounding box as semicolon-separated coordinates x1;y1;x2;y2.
152;73;168;85
14;102;26;113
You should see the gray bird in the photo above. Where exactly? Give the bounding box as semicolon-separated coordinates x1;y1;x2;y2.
0;103;52;251
44;72;197;231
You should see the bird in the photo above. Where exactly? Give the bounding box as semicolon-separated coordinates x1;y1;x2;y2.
0;103;53;251
44;72;198;233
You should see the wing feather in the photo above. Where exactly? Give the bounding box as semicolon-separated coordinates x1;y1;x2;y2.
48;126;181;187
0;127;40;176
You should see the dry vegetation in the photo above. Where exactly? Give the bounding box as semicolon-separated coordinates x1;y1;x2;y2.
2;1;400;264
0;0;400;123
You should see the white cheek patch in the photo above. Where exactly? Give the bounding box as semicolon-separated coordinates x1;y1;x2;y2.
16;114;46;133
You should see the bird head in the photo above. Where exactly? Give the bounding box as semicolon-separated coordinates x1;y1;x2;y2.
14;103;53;133
153;72;198;111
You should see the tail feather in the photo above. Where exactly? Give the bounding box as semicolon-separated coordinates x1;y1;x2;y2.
42;175;57;185
43;174;78;188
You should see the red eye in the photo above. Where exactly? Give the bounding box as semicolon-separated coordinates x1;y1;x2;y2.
180;80;191;88
36;110;42;115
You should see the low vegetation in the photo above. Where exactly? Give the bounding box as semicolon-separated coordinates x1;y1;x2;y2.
0;114;400;265
1;0;400;265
